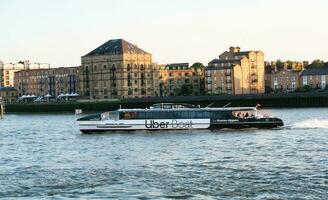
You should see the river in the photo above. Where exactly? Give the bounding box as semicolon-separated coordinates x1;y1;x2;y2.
0;108;327;199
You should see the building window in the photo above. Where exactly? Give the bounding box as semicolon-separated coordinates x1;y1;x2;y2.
274;77;278;89
321;75;326;89
303;76;308;86
291;76;296;89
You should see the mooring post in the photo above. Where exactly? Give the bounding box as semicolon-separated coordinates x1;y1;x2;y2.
0;102;3;119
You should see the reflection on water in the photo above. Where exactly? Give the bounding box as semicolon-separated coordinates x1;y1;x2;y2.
0;109;328;199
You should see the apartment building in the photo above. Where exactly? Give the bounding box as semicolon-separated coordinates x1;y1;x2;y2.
14;66;79;97
205;47;265;95
157;63;204;96
300;67;328;89
0;60;50;87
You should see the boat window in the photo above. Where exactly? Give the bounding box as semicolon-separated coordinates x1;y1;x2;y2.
78;113;101;121
153;104;162;109
121;112;138;119
210;111;231;119
108;111;119;120
163;104;172;109
179;111;190;119
136;111;146;119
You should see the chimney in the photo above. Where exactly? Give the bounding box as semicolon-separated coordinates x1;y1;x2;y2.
229;46;241;53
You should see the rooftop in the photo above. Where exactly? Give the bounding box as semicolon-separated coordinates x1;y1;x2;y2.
84;39;150;57
300;67;328;76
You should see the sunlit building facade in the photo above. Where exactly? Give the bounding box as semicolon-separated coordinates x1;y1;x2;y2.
14;67;79;97
205;47;265;95
80;39;156;99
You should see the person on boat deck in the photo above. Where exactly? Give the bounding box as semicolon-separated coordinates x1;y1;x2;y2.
244;112;249;118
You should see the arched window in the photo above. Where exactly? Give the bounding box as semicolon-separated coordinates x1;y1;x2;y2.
128;88;133;95
127;64;131;71
111;64;116;71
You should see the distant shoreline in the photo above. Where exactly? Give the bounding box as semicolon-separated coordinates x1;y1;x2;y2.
4;92;328;113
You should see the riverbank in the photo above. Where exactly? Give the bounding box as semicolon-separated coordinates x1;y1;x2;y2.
4;92;328;113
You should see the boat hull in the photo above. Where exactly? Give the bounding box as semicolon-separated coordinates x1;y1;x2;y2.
78;118;283;133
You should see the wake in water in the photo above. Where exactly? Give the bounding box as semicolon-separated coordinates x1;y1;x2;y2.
292;118;328;129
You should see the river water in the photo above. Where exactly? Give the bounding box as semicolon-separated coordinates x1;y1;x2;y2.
0;108;327;199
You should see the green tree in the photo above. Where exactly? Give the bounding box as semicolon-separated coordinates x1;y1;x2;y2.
178;84;194;96
276;59;284;71
308;59;324;68
191;62;205;70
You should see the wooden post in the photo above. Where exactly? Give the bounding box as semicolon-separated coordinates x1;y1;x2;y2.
0;102;3;119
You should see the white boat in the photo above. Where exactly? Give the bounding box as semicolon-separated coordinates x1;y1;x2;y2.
76;103;283;133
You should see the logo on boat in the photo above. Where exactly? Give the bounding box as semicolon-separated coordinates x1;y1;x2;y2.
145;120;193;129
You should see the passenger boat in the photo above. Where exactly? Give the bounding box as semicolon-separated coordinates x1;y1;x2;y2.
76;103;283;133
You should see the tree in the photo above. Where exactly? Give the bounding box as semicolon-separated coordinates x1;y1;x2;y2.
178;84;194;96
308;59;324;68
191;62;205;70
276;59;284;71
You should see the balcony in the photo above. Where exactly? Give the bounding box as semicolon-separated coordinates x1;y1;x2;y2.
226;79;232;83
251;79;258;83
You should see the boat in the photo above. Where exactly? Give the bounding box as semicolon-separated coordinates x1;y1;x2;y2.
76;103;283;133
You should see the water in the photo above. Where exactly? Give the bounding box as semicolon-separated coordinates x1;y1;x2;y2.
0;109;328;199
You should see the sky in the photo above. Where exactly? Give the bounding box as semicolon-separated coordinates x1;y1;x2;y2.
0;0;327;67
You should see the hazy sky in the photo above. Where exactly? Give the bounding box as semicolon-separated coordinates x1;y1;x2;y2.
0;0;327;67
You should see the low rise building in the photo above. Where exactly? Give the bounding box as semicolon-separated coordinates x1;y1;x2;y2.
0;87;18;103
270;70;300;92
300;67;328;89
14;66;79;98
205;47;265;95
157;63;204;96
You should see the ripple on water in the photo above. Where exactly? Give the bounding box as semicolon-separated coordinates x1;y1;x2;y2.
0;110;328;199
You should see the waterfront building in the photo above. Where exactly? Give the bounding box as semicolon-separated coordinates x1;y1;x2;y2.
300;67;328;89
205;47;265;95
0;60;50;87
14;66;79;98
157;63;204;96
0;87;18;103
269;70;300;92
80;39;155;100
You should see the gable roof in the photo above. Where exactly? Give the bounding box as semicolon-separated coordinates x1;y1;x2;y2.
300;67;328;76
84;39;150;57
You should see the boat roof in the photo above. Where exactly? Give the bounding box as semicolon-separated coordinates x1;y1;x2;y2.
117;107;256;112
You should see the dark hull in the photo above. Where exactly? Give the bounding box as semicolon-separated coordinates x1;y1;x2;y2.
210;122;283;129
